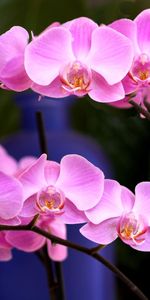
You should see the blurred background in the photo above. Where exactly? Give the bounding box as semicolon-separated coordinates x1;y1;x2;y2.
0;0;150;299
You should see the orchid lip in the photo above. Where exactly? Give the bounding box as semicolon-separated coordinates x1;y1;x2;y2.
130;54;150;83
118;212;147;245
60;60;92;95
36;185;65;215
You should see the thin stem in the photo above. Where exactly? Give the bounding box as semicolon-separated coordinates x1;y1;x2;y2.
42;246;58;300
143;98;150;112
0;223;148;300
36;111;48;154
55;263;66;300
36;110;65;300
35;248;59;300
129;99;150;120
35;250;45;264
29;214;39;228
90;244;105;254
33;227;147;300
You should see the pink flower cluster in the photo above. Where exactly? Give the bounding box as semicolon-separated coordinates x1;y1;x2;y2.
1;9;150;107
0;145;150;262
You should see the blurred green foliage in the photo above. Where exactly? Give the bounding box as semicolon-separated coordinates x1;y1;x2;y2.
0;0;85;33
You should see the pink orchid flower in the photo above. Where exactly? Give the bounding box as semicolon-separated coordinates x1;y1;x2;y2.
17;153;104;224
109;9;150;108
0;26;32;91
0;145;37;176
0;232;13;261
0;146;35;226
25;17;133;103
80;180;150;251
5;216;67;261
0;171;23;225
0;145;17;175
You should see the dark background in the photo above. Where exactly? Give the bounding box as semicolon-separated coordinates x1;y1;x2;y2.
0;0;150;299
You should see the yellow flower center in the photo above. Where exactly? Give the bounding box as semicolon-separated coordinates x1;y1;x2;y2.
60;61;91;94
119;212;146;245
36;186;65;214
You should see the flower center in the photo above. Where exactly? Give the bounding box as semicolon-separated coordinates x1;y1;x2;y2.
118;212;146;245
60;61;91;95
36;186;65;214
130;54;150;82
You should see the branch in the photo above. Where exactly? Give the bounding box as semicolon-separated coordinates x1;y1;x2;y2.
36;111;48;154
36;110;66;300
42;246;59;300
0;223;148;300
129;99;150;120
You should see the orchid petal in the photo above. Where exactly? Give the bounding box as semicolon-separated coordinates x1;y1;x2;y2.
60;199;87;224
130;228;150;251
85;179;122;224
18;156;37;170
18;154;47;199
47;239;67;261
0;56;32;91
108;98;132;109
121;186;135;212
89;71;124;102
109;18;139;54
135;9;150;54
0;248;12;261
134;182;150;219
80;218;119;244
64;17;98;60
122;73;138;94
0;26;28;72
19;195;37;217
32;76;70;98
6;231;46;252
46;219;67;261
25;27;74;85
44;161;60;185
0;232;11;248
0;233;12;260
0;172;23;219
0;216;20;225
56;154;104;210
0;145;17;175
88;26;133;85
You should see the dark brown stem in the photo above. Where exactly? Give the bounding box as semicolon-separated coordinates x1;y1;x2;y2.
0;223;148;300
55;262;66;300
28;214;39;228
36;110;65;300
36;111;48;154
129;99;150;120
35;248;58;300
42;246;59;300
143;98;150;112
90;244;105;254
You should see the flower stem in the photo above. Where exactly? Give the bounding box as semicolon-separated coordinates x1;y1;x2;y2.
36;110;66;300
36;111;48;154
33;226;147;300
55;262;66;300
0;223;148;300
42;246;59;300
129;99;150;120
